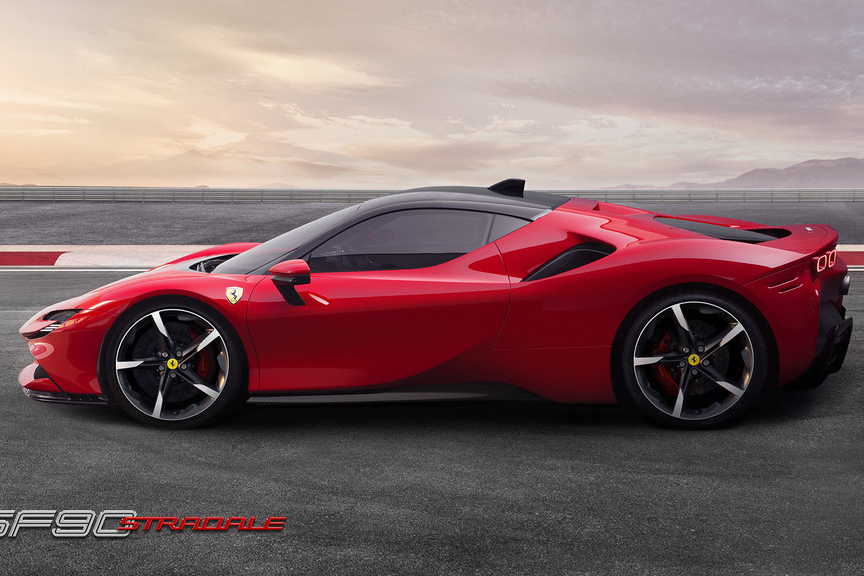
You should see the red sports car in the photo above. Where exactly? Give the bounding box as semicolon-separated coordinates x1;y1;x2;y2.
18;180;853;428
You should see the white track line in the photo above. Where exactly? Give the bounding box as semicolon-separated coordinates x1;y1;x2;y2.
0;244;209;251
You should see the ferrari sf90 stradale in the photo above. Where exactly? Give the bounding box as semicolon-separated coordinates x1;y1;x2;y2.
18;180;852;428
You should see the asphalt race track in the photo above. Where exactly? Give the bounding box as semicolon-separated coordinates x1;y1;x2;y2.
1;201;863;574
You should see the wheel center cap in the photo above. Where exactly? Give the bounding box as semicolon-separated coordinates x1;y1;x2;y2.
166;358;179;370
687;354;701;366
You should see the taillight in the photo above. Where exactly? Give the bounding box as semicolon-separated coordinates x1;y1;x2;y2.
812;249;837;274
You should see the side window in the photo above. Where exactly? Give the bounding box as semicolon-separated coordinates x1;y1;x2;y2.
309;209;500;272
489;214;529;241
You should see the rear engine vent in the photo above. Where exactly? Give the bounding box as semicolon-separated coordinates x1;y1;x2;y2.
656;217;781;244
748;228;791;239
523;242;615;282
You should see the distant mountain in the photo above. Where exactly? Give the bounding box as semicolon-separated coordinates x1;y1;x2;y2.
0;160;67;186
668;157;864;189
4;155;864;190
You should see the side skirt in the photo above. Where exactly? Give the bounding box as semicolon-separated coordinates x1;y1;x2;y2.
247;382;545;405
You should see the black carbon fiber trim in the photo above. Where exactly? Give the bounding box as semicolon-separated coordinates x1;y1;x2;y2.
22;388;109;405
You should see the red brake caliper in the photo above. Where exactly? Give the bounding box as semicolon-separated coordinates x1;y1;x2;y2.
649;330;679;396
188;325;212;379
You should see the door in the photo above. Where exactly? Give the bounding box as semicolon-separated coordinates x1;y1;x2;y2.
246;209;523;392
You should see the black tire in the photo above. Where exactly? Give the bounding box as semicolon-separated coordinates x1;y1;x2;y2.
618;291;768;429
100;297;247;428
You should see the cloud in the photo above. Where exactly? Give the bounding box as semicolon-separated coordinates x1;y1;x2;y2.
0;129;73;136
1;0;864;187
243;52;391;88
6;113;91;124
0;94;101;110
348;139;509;174
186;120;247;148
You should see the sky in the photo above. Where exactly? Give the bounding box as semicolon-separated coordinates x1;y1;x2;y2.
0;0;863;189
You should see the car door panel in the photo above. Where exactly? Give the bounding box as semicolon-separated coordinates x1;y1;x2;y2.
246;243;510;392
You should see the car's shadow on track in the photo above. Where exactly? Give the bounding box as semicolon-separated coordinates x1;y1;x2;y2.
229;391;821;432
229;400;635;432
53;385;826;434
57;399;641;433
752;386;829;423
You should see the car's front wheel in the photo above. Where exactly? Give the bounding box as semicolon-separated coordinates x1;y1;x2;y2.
101;298;247;428
618;291;769;428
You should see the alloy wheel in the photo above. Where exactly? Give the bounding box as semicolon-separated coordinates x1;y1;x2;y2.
631;300;755;422
114;308;229;421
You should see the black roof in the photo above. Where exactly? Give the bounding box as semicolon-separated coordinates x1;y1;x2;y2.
213;180;569;275
356;179;570;219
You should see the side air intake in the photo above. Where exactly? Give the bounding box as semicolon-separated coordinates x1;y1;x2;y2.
523;242;616;282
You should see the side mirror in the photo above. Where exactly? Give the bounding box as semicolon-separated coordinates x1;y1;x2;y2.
268;259;311;285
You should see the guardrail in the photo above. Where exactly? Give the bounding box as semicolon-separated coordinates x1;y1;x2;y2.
0;186;862;202
567;188;864;202
0;187;387;203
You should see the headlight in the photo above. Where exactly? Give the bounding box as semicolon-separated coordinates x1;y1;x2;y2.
39;309;82;333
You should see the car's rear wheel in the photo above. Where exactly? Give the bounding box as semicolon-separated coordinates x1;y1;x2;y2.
619;292;768;428
102;299;246;428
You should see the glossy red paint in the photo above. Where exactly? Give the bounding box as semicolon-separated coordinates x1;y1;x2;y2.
269;259;311;284
20;307;117;394
18;362;63;393
248;243;510;391
17;193;851;413
19;269;266;394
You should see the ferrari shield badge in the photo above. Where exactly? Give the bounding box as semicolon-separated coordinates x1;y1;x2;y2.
226;287;243;305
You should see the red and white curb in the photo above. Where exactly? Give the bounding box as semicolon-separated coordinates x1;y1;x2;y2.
840;244;864;270
0;245;210;270
0;244;862;271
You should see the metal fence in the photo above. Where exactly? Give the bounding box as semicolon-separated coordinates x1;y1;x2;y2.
0;186;862;203
569;188;864;202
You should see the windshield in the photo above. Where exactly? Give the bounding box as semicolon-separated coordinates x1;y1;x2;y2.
213;205;360;274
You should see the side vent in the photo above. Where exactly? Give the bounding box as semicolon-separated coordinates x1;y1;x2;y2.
523;242;615;282
768;276;803;294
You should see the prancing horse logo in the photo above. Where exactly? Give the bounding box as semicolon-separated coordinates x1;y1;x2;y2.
226;287;243;305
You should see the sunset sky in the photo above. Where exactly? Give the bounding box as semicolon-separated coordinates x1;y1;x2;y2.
1;0;862;188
